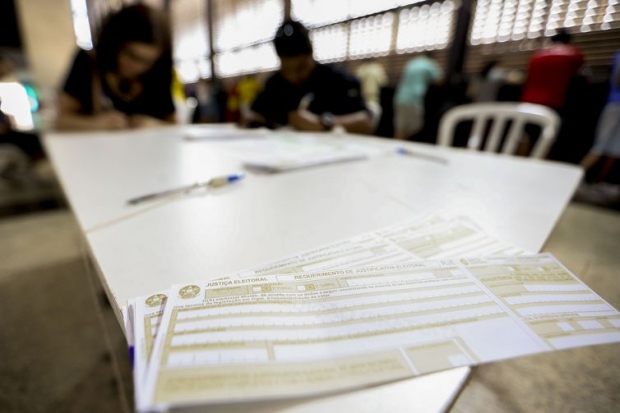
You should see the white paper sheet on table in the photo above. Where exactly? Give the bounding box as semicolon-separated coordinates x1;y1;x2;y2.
143;254;620;408
183;126;267;141
214;133;390;172
121;305;131;338
235;214;525;279
130;292;167;408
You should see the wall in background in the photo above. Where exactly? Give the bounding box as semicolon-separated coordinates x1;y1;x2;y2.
14;0;77;90
205;0;620;84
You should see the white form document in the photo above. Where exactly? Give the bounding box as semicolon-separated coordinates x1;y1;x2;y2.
461;255;620;349
131;214;524;407
142;254;620;408
216;133;376;172
236;214;525;279
131;214;523;396
121;304;131;339
132;290;170;410
183;125;268;141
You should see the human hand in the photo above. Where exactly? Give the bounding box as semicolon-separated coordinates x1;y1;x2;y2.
239;110;268;129
287;110;323;132
129;114;164;129
93;111;129;130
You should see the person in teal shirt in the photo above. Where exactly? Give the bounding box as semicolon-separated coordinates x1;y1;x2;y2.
394;51;441;140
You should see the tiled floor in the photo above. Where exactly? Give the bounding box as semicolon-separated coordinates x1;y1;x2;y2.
0;210;132;413
0;203;618;412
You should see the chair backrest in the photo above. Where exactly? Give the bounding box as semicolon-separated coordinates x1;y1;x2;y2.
437;102;560;158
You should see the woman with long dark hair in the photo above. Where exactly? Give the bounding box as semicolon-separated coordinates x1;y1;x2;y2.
57;4;175;130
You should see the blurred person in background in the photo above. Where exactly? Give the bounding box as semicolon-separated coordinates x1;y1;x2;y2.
57;4;175;131
578;50;620;193
393;51;441;140
242;20;373;134
355;58;387;130
468;60;523;103
356;58;387;107
521;28;584;112
226;80;241;123
468;60;502;102
237;74;262;119
192;78;218;123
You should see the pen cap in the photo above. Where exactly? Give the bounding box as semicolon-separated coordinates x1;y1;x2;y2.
226;173;245;183
209;173;245;188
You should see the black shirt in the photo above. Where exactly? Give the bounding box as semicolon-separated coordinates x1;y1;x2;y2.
251;64;367;126
62;50;175;120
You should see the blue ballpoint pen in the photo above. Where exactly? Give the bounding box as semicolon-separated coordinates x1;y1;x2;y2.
127;173;245;205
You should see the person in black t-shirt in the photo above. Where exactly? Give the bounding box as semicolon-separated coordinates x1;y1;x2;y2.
57;5;175;131
243;21;373;135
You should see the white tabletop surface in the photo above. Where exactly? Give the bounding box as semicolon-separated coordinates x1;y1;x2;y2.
44;125;582;308
44;125;582;413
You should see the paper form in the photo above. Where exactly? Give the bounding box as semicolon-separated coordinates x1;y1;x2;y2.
235;215;524;279
121;305;131;339
215;133;382;172
183;126;267;141
133;214;523;396
132;214;520;365
132;291;169;410
460;255;620;349
122;302;136;388
142;254;620;408
133;213;524;408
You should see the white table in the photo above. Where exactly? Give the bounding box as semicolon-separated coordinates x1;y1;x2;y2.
44;125;582;413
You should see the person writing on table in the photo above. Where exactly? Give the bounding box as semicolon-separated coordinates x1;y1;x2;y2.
242;20;373;134
57;4;175;131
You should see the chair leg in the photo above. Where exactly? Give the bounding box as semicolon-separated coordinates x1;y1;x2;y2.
516;136;532;157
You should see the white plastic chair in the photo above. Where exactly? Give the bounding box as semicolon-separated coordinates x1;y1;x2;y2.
438;102;560;159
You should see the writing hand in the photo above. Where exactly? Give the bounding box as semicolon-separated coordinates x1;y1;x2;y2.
130;115;165;129
287;110;324;132
94;111;130;130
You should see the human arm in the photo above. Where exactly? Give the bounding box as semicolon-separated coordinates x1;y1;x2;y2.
56;93;129;130
56;50;129;131
244;74;288;128
57;49;177;130
296;68;372;135
430;62;443;86
287;109;373;134
129;113;175;128
239;109;270;128
333;111;373;134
